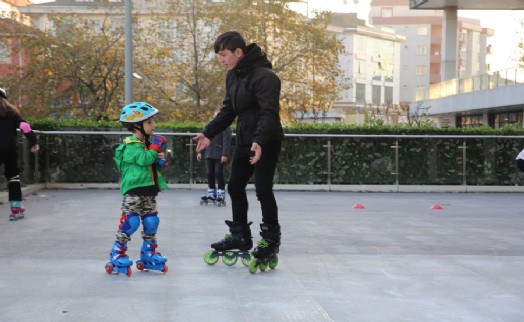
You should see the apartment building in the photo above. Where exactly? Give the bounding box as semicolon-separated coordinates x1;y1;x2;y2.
328;13;405;125
369;0;493;105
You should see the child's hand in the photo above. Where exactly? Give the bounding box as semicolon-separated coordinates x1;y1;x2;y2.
197;153;202;161
31;144;40;153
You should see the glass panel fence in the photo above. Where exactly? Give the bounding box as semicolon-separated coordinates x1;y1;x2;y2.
1;132;524;188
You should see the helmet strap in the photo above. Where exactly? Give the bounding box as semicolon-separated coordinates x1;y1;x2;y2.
138;123;151;147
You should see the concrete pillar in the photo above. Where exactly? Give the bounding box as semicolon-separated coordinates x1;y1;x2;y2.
441;7;458;81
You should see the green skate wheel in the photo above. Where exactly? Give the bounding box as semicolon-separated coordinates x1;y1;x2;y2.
241;253;253;266
203;250;219;265
248;258;259;274
269;255;278;269
259;259;268;272
222;251;238;266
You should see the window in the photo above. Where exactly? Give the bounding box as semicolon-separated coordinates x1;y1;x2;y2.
416;45;427;55
384;86;393;105
489;111;523;128
372;85;381;105
417;26;428;36
381;7;393;17
458;115;483;128
356;83;366;103
416;65;427;76
0;42;10;63
357;60;366;76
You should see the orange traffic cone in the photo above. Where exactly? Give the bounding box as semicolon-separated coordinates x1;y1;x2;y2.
352;203;365;209
430;204;443;210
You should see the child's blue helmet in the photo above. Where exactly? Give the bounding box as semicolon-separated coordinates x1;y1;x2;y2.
120;102;159;130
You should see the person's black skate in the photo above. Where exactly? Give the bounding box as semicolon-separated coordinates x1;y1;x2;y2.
249;223;281;274
203;220;253;267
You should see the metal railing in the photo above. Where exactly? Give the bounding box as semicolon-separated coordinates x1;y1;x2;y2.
414;66;524;101
2;131;524;190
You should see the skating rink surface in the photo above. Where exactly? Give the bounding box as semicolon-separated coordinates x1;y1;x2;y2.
1;188;524;322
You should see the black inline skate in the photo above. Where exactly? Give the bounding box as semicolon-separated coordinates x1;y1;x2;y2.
200;188;216;206
203;220;253;266
249;223;281;274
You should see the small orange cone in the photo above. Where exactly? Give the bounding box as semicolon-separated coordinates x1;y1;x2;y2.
352;203;365;209
430;204;443;210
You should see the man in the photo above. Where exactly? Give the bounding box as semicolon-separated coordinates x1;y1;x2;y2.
194;31;284;273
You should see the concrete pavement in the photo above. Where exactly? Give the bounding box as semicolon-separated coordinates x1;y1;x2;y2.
0;188;523;322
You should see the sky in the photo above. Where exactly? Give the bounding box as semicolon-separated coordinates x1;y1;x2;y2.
293;0;524;72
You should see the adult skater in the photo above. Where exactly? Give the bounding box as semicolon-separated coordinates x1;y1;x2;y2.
193;31;284;273
197;109;232;206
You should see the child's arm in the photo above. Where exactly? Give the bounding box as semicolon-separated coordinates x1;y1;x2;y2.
16;116;39;152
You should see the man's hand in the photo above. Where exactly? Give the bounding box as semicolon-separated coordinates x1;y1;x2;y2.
249;142;262;165
193;133;211;153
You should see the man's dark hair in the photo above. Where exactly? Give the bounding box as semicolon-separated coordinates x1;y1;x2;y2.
214;31;247;54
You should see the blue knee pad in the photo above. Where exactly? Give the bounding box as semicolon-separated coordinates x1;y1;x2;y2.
142;213;160;235
120;213;140;236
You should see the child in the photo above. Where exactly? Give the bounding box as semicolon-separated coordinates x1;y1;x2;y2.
197;110;232;206
0;87;40;221
105;102;169;277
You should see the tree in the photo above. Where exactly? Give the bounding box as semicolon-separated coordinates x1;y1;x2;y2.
215;0;347;123
134;0;224;122
4;14;125;120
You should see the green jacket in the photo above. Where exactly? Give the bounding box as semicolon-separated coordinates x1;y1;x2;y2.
114;136;168;195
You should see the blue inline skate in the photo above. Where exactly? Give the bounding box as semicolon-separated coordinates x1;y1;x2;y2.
215;189;226;207
249;223;281;274
200;188;216;206
204;221;253;266
136;240;168;273
105;241;133;277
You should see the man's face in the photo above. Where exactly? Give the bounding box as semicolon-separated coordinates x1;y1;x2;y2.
217;48;243;70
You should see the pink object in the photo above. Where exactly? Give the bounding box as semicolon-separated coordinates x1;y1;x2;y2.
19;122;32;133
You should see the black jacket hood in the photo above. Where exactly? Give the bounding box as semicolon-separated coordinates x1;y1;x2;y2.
234;43;272;76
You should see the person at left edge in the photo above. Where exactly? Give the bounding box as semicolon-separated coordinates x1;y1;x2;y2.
0;87;40;221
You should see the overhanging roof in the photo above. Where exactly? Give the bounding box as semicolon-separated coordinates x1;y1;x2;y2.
410;0;524;10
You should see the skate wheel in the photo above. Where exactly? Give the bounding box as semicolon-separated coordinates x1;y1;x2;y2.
161;264;168;274
136;262;145;271
105;263;113;274
241;253;253;267
248;258;259;274
259;259;269;272
269;255;279;269
203;250;219;265
222;252;238;266
126;267;132;277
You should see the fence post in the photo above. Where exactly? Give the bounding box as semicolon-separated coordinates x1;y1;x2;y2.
458;139;467;185
391;139;400;187
186;137;194;188
322;138;332;190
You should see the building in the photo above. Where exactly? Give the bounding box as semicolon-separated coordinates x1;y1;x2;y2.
369;0;493;106
407;0;524;128
328;13;405;125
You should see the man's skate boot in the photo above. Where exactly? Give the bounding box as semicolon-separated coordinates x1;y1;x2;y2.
249;223;281;274
9;207;25;221
203;220;253;266
200;188;216;206
105;241;133;277
136;240;168;273
215;189;226;207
